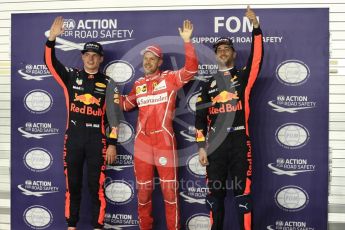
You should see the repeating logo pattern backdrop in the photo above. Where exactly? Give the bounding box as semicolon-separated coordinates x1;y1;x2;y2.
11;8;329;230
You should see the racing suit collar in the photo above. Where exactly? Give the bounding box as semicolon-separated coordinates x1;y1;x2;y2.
145;69;161;81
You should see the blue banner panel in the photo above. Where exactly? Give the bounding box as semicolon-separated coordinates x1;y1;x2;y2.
11;8;328;230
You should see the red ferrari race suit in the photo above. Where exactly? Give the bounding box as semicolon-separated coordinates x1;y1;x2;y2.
122;42;198;230
195;27;263;230
44;40;119;228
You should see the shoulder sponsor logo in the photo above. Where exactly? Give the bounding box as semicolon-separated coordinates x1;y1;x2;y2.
117;121;134;145
268;158;316;176
104;213;139;229
186;214;211;230
268;95;316;113
105;180;134;205
18;64;52;81
18;122;59;139
24;89;53;114
106;154;134;171
180;186;208;204
275;185;309;212
267;220;315;230
23;205;53;229
104;60;134;85
187;153;206;177
95;82;107;88
23;148;53;172
153;80;167;92
276;60;310;86
275;123;310;149
187;91;202;113
137;92;168;107
18;180;59;197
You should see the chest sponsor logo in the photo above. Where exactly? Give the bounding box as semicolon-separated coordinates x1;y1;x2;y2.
95;82;106;88
136;84;147;95
209;101;242;114
153;80;167;91
76;78;83;85
74;93;101;106
137;92;168;107
212;90;239;104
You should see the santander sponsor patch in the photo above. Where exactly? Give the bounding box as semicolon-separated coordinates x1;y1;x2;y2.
137;92;168;107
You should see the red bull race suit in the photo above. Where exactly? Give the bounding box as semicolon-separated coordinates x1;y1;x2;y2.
121;42;198;230
195;27;263;230
44;40;119;228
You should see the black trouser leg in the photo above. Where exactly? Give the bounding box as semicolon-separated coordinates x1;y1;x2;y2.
85;133;107;228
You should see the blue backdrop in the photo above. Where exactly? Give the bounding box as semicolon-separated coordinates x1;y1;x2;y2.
11;8;329;230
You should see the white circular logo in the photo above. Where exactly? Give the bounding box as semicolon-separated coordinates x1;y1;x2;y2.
118;121;135;145
187;153;206;177
105;180;134;205
275;186;309;212
186;214;210;230
63;19;76;30
24;89;53;114
159;157;168;166
26;64;33;71
104;60;134;85
276;123;310;149
276;60;310;86
187;92;201;113
23;148;53;172
23;205;53;229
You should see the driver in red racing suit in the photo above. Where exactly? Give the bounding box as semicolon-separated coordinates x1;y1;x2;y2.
121;20;198;230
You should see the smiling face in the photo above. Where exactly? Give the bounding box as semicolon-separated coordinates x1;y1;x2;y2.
142;51;162;75
215;44;236;69
81;51;103;73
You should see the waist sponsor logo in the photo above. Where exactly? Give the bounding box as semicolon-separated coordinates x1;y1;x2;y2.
137;92;168;107
208;101;243;114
